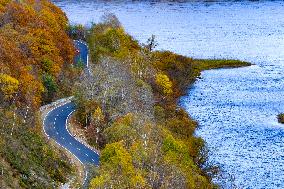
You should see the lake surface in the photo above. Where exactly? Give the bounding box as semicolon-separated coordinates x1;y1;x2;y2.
52;0;284;188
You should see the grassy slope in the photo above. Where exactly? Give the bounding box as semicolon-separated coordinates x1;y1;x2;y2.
190;59;251;88
0;112;75;188
194;59;251;71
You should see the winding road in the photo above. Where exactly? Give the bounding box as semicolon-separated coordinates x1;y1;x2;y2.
43;41;99;173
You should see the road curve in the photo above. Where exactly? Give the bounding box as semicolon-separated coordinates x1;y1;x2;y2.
43;41;99;171
43;102;99;165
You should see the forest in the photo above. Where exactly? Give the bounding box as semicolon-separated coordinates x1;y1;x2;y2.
0;0;251;188
70;14;250;188
0;0;82;188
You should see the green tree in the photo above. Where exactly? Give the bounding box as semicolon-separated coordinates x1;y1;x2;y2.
42;73;57;103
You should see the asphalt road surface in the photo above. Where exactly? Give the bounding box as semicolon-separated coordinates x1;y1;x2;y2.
43;40;99;166
44;102;99;165
74;40;88;67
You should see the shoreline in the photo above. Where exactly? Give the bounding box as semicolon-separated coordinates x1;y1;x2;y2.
69;19;252;187
174;58;252;185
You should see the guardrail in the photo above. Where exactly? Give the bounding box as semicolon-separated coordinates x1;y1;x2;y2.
40;96;74;112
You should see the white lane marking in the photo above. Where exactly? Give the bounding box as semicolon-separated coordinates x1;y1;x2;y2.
41;79;88;184
53;121;56;125
62;137;65;140
55;117;57;121
62;109;64;112
65;110;99;159
86;154;89;157
56;132;59;135
56;114;59;117
92;159;95;162
77;148;81;151
69;142;72;145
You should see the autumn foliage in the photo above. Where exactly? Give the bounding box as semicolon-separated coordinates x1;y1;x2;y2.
0;1;77;188
71;14;225;189
0;0;75;110
0;73;19;100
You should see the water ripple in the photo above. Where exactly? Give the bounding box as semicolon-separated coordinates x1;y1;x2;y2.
53;1;284;188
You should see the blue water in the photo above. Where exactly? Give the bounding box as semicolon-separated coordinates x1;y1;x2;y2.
53;1;284;188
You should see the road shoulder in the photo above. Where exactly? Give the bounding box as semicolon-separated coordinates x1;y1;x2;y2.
67;113;100;155
40;97;85;188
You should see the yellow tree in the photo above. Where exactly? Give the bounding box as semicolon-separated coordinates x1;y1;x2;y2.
0;73;19;100
91;106;105;145
155;72;173;96
0;73;19;135
89;141;147;189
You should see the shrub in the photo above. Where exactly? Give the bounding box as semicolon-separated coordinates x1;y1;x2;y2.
278;113;284;124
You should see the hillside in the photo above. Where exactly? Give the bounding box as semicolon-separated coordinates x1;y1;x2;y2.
0;1;251;188
70;14;250;188
0;0;82;188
